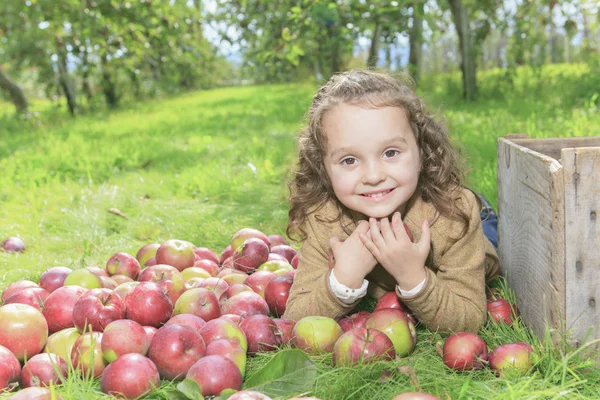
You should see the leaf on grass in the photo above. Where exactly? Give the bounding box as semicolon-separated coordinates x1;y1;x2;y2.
378;369;395;383
435;340;444;358
177;379;205;400
108;207;129;219
244;349;317;397
212;388;238;399
397;365;421;391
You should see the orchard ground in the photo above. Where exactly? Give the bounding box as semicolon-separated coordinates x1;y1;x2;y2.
1;63;600;399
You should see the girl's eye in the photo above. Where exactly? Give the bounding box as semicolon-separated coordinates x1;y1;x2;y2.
340;157;357;166
384;149;399;158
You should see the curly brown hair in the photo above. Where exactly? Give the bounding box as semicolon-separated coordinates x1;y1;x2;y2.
286;70;473;242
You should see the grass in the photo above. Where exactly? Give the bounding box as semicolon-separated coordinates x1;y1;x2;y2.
1;63;600;399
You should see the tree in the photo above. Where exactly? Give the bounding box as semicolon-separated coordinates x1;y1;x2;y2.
447;0;478;100
0;68;28;113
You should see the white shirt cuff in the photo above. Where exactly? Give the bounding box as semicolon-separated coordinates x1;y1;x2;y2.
329;270;369;304
397;277;427;297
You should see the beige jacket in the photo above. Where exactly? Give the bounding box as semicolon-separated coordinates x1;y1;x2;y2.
283;188;500;333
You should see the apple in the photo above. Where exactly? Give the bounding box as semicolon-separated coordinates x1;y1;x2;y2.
100;353;160;398
174;287;221;322
137;264;186;305
143;326;157;343
221;273;249;286
0;304;48;362
338;311;371;332
193;259;220;276
220;283;254;305
147;324;206;380
221;291;269;318
273;318;296;345
268;234;289;247
291;254;299;269
220;314;242;324
487;298;518;325
111;274;133;285
21;353;68;388
125;282;173;327
181;266;212;282
244;270;276;297
222;256;234;269
72;288;126;333
0;344;20;391
256;259;293;275
489;342;534;376
264;275;294;317
106;252;141;280
63;269;102;289
3;287;49;311
375;291;411;313
199;318;248;352
44;328;81;364
391;393;441;400
1;280;38;302
284;270;297;278
240;314;282;356
194;247;220;265
268;253;288;262
205;339;247;378
332;327;396;367
155;239;195;271
231;228;270;252
113;281;139;300
85;266;110;278
269;245;297;263
136;243;160;266
233;238;270;274
197;277;230;299
165;314;206;331
101;319;150;363
186;355;243;397
42;285;88;333
220;245;233;265
39;267;73;293
442;332;488;370
9;387;60;400
365;309;417;357
99;276;118;290
145;257;157;267
229;390;273;400
292;316;343;354
1;236;25;253
71;332;107;378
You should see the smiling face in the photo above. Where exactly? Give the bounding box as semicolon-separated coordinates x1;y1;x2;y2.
322;103;421;219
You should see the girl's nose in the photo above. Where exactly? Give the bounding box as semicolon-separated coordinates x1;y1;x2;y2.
362;161;385;185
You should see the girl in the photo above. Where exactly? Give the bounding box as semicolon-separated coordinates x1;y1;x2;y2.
283;70;500;333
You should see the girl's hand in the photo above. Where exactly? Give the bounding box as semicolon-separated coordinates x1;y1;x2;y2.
360;212;431;291
329;221;378;289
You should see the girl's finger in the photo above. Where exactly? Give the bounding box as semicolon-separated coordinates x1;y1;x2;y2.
391;212;406;239
360;233;380;258
380;217;395;244
369;218;386;248
419;219;432;254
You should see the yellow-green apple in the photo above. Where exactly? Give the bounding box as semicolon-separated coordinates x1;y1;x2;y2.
72;288;126;332
273;318;296;345
268;234;289;247
338;311;371;332
332;327;395;367
264;275;294;317
21;353;67;388
0;304;48;362
39;267;72;293
193;259;220;276
292;316;343;354
1;280;38;302
231;228;270;252
100;353;160;398
256;260;293;275
220;272;248;286
101;319;150;363
105;252;141;280
165;314;206;331
1;237;25;253
489;342;534;376
392;393;441;400
44;328;81;364
143;326;157;343
111;274;133;285
63;269;102;289
155;239;195;272
193;247;220;265
244;270;276;297
366;309;417;357
269;245;297;263
239;314;281;356
199;318;248;352
0;344;20;391
181;267;212;282
220;245;233;265
197;277;229;299
136;243;160;267
42;285;88;333
148;324;206;380
221;291;269;318
205;339;247;377
4;287;49;311
71;332;106;378
442;332;488;370
85;266;109;278
185;355;243;397
185;277;206;290
125;282;173;327
487;299;518;325
113;281;139;300
174;287;221;322
137;264;186;305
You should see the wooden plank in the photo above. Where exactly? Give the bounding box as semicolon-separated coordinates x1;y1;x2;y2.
511;137;600;161
497;138;566;338
562;147;600;349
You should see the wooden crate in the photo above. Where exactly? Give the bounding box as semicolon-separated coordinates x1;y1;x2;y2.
497;135;600;349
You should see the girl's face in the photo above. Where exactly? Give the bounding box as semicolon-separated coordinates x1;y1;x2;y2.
323;103;421;219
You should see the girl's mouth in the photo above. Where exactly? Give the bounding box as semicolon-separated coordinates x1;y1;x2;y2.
360;188;395;202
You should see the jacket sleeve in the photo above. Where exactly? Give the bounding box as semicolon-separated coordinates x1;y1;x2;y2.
283;213;359;322
398;191;489;333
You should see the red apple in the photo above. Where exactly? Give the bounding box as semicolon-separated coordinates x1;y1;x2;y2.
185;355;243;397
220;313;242;324
71;332;106;378
273;318;296;345
231;228;270;252
269;244;297;263
101;319;150;363
264;275;294;317
39;267;73;293
99;276;118;290
244;270;276;297
205;339;247;378
489;342;534;376
165;314;206;331
155;239;195;271
63;269;102;289
1;236;25;253
199;318;248;352
3;287;49;310
21;353;67;388
338;311;371;332
375;292;411;313
222;256;234;269
292;316;343;354
181;267;212;282
145;257;157;267
143;326;157;344
332;327;396;367
220;245;233;265
284;270;297;278
268;234;289;247
221;291;269;318
193;258;220;275
291;254;299;269
229;390;273;400
392;393;441;400
268;253;288;262
487;298;518;325
0;304;48;362
136;243;160;267
442;332;488;370
100;354;160;398
174;287;221;322
73;288;126;332
44;328;81;365
42;285;88;333
220;284;254;305
1;280;38;302
9;387;60;400
111;274;133;285
365;309;417;357
239;314;281;355
106;252;141;280
137;264;186;305
85;266;110;278
233;238;270;273
194;247;220;265
0;344;20;391
113;281;139;300
125;282;173;327
197;276;230;298
148;323;206;380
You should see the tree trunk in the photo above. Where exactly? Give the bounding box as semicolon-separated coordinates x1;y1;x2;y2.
408;2;424;83
101;54;119;108
56;42;78;116
367;21;382;69
0;69;29;113
447;0;477;100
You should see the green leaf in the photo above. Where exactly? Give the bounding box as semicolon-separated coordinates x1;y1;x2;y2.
244;349;317;397
177;379;205;400
281;27;293;41
213;388;238;399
